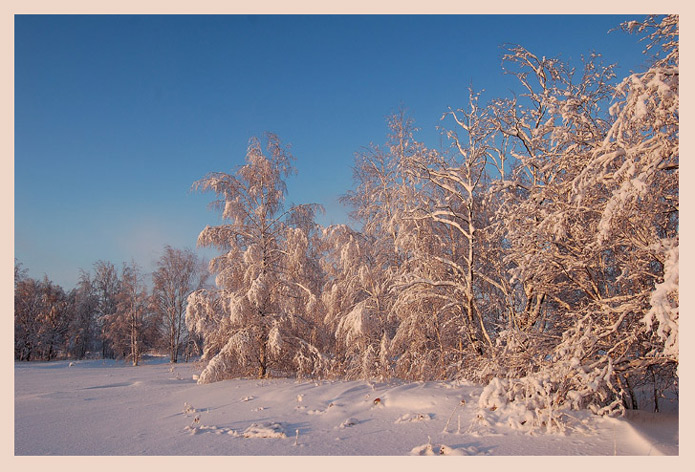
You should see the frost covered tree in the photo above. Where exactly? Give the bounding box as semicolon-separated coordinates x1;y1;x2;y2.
93;260;121;359
395;93;500;371
480;43;622;386
564;15;679;411
476;15;678;421
151;246;208;363
104;261;150;366
69;270;100;359
187;133;327;383
319;224;394;379
14;274;72;361
328;112;435;379
14;264;39;361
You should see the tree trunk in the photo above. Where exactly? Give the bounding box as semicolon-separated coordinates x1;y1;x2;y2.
258;333;268;379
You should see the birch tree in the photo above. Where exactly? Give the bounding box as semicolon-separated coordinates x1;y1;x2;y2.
397;92;499;368
151;246;208;363
105;261;150;366
14;275;72;361
187;133;327;383
478;15;678;420
329;112;433;379
93;260;121;359
69;270;99;359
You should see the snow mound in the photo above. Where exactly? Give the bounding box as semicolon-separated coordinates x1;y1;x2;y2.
242;422;287;438
395;412;432;423
410;442;435;455
378;384;438;410
186;423;240;437
338;417;360;428
410;441;464;455
438;444;465;455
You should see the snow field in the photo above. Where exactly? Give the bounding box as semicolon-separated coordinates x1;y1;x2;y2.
15;357;677;456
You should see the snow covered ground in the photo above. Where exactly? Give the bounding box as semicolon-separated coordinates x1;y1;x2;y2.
15;356;678;457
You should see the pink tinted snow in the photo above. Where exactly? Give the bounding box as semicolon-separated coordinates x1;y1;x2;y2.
14;358;678;456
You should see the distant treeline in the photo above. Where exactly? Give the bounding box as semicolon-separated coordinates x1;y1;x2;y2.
15;246;208;366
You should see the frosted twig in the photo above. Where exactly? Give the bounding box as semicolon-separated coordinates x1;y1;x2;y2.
442;399;466;433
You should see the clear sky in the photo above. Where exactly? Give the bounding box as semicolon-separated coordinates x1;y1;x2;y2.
15;14;650;289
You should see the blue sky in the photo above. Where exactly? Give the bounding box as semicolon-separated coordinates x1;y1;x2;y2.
15;14;649;289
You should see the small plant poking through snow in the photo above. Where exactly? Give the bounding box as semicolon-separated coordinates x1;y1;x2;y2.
183;402;196;416
442;398;467;433
169;366;182;380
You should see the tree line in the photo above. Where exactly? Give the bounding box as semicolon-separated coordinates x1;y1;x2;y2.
14;247;208;366
16;16;678;419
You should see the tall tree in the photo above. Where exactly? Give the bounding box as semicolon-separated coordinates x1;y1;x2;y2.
187;133;326;382
15;274;72;361
104;261;150;366
398;93;498;364
151;246;208;363
93;261;121;359
15;275;42;361
476;15;678;421
69;270;99;359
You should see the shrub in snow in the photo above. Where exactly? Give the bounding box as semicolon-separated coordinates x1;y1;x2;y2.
183;402;196;416
476;353;626;432
184;415;202;434
437;444;464;456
